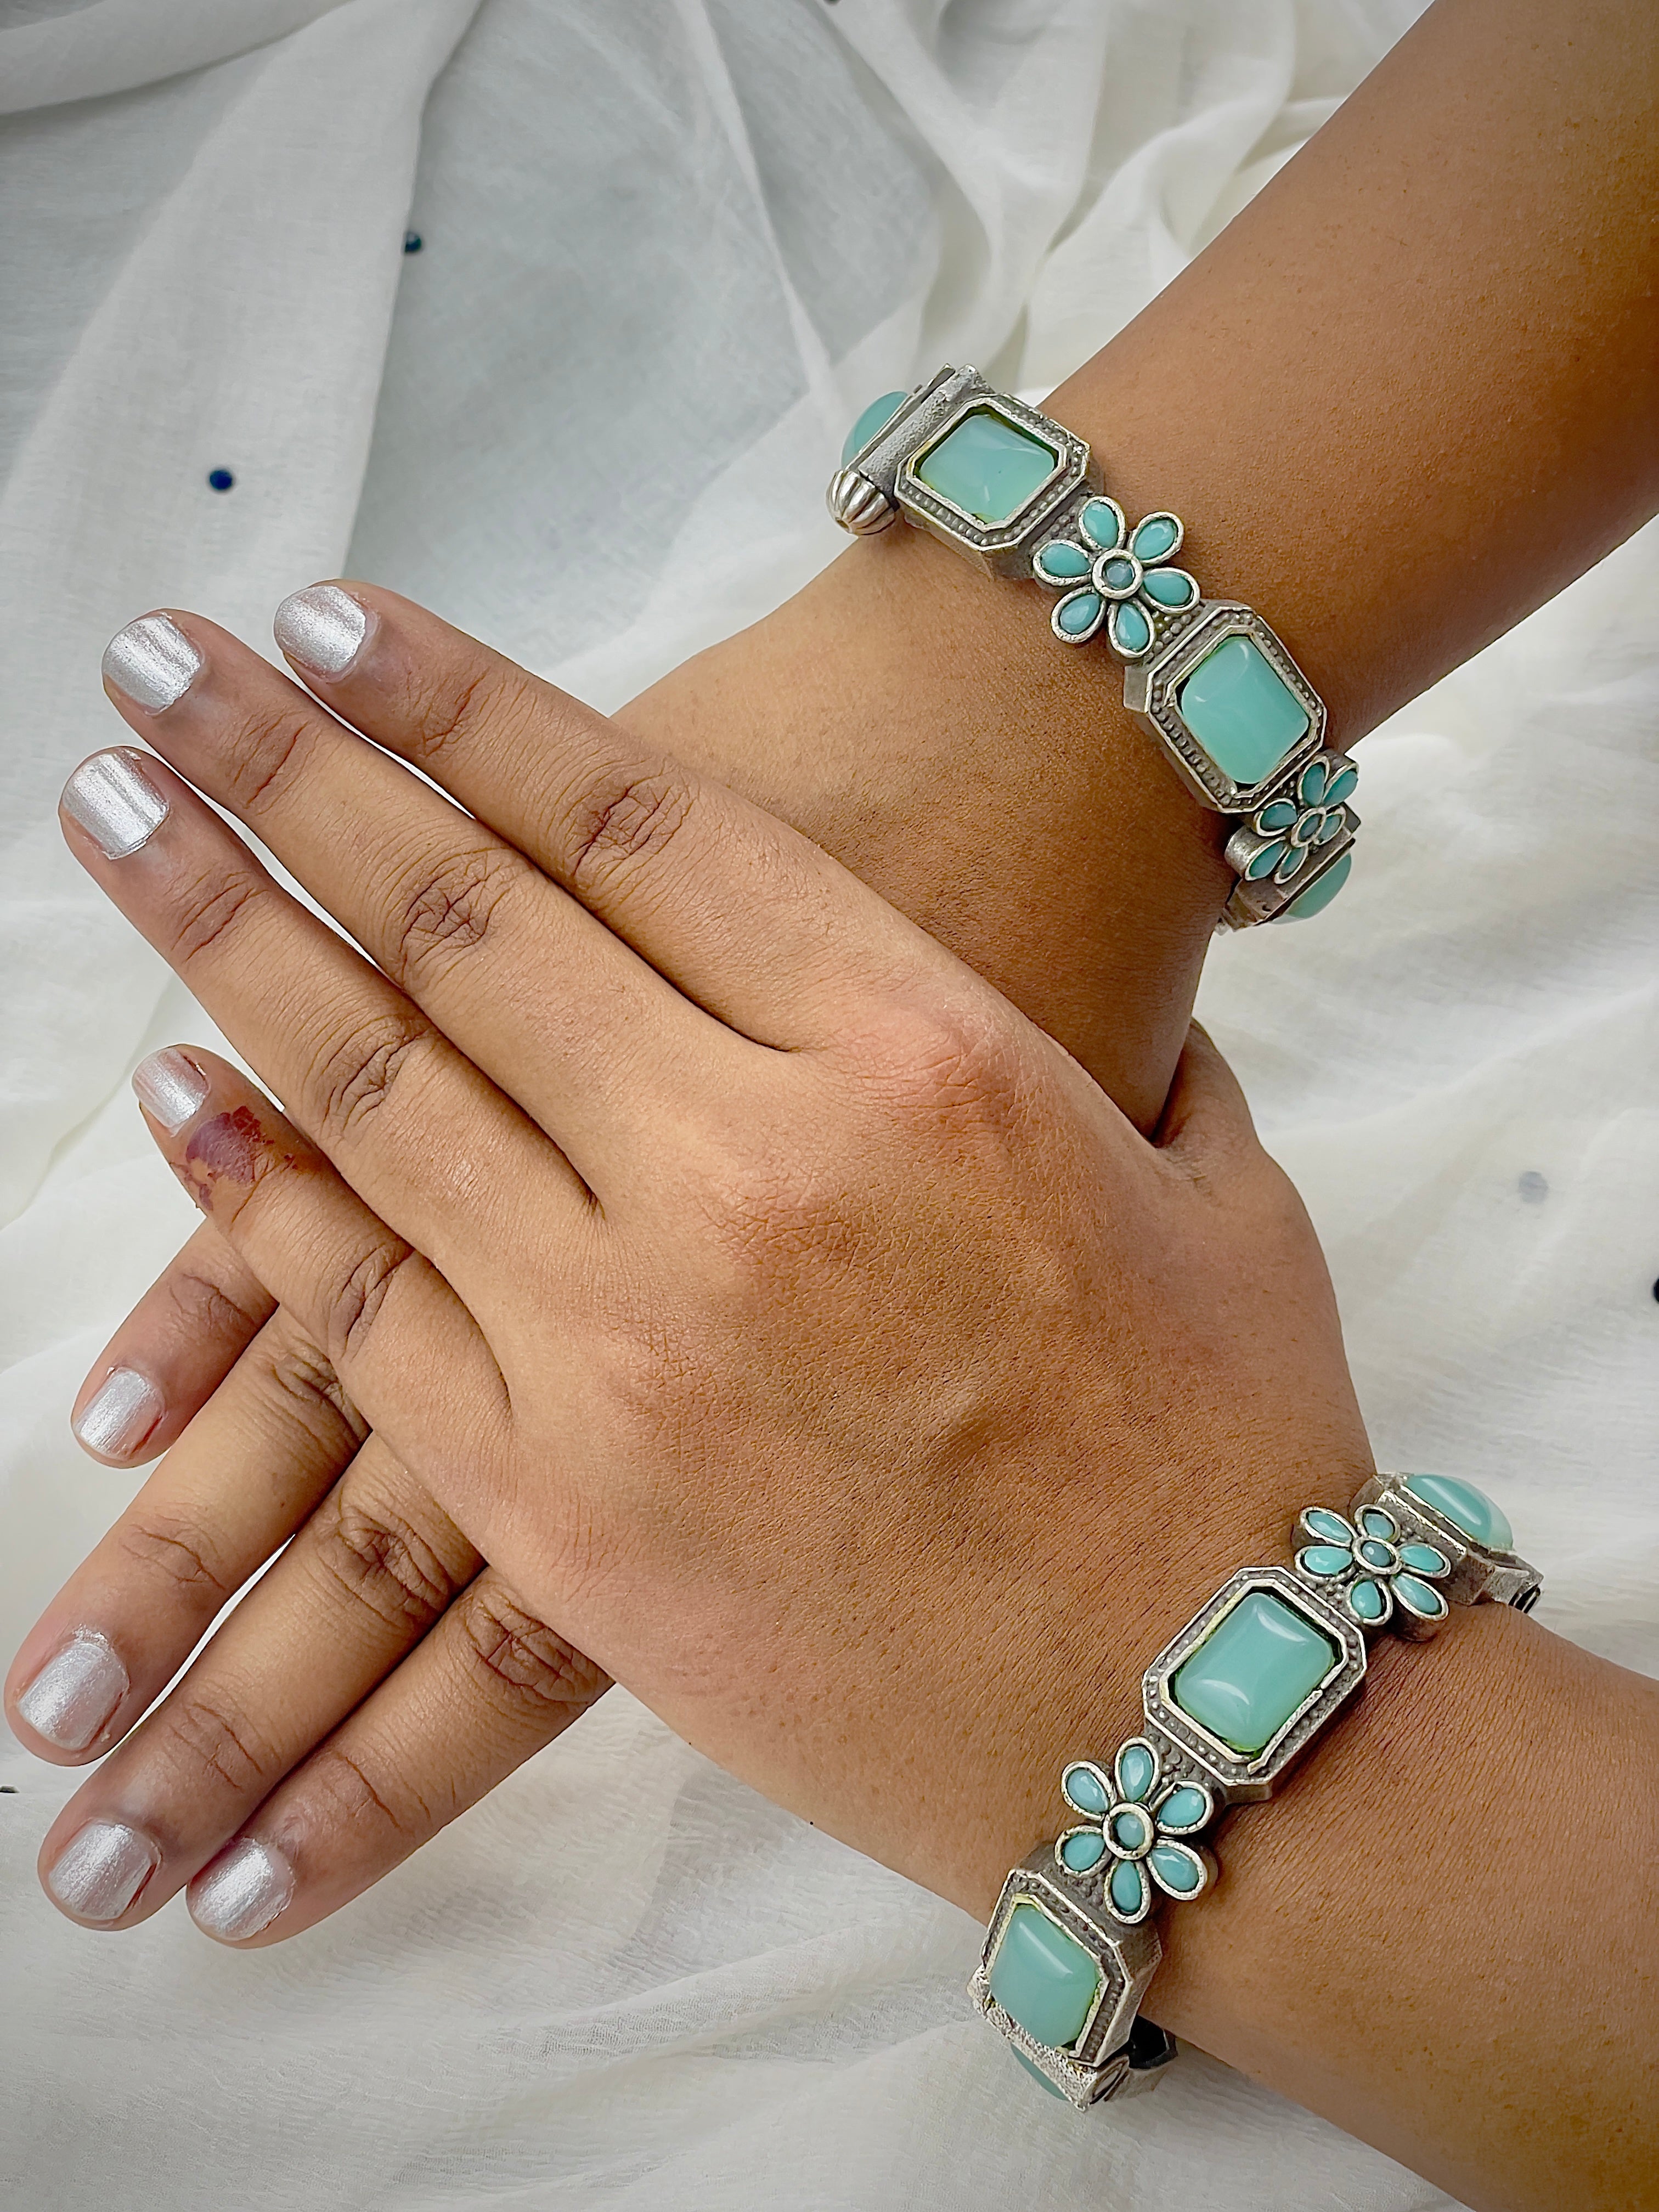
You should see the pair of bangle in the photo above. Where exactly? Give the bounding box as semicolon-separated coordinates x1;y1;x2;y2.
827;365;1357;928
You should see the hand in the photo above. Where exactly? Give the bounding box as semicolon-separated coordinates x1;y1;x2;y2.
14;588;1364;1944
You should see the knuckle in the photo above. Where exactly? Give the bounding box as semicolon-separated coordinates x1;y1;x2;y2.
306;1740;421;1838
162;1261;269;1346
261;1321;368;1455
387;842;525;988
321;1240;421;1372
400;661;538;769
555;755;696;896
160;1683;272;1795
216;701;317;819
306;1008;433;1142
453;1584;609;1716
115;1507;233;1604
855;997;1026;1130
311;1482;456;1633
168;861;266;970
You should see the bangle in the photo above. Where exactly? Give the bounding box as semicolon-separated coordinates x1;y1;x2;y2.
969;1472;1542;2107
828;366;1357;928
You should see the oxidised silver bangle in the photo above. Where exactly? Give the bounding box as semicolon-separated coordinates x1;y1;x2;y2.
968;1472;1542;2107
828;366;1356;929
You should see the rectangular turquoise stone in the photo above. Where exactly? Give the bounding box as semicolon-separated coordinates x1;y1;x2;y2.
1175;633;1310;788
913;407;1058;524
987;1900;1101;2049
1169;1590;1340;1756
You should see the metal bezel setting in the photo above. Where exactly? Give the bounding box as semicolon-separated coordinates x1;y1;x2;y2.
1353;1474;1543;1612
1141;1565;1366;1805
894;391;1092;578
1121;601;1326;815
1221;810;1358;927
969;1854;1162;2105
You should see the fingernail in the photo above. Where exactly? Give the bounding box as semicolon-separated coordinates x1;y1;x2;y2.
101;613;202;713
274;584;367;677
189;1837;293;1941
61;748;170;859
133;1046;211;1133
16;1630;129;1751
73;1367;164;1457
45;1819;159;1923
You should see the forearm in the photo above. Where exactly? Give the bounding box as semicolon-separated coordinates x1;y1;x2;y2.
623;0;1657;1127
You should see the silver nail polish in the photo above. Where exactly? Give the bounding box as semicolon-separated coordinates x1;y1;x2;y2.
273;585;367;676
45;1820;159;1922
132;1047;211;1133
16;1631;129;1752
189;1837;293;1941
101;613;202;712
74;1367;164;1457
61;748;170;859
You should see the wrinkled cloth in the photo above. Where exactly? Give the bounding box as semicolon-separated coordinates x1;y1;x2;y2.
2;3;1654;2207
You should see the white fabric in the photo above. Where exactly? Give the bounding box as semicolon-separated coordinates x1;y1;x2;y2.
1;2;1652;2205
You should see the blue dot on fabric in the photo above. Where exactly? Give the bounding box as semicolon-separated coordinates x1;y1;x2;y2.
403;231;422;253
207;468;234;492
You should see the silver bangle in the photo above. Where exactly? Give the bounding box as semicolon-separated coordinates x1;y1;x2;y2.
828;366;1357;929
969;1472;1542;2107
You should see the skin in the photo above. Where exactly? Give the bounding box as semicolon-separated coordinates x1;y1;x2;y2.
5;0;1656;2202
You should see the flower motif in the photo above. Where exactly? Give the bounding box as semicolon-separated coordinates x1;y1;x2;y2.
1055;1737;1214;1923
1227;753;1358;890
1034;498;1199;656
1295;1505;1451;1631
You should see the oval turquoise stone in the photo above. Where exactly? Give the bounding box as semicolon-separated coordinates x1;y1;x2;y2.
1398;1542;1449;1576
1115;1742;1156;1802
1156;1786;1209;1832
1348;1578;1387;1622
840;390;908;465
1246;840;1286;881
1324;764;1359;806
1259;801;1298;834
1079;498;1124;549
1101;556;1137;590
1278;849;1352;922
1359;1509;1397;1539
1297;758;1329;805
1109;1859;1147;1917
1056;590;1103;636
1394;1574;1448;1617
1109;601;1152;654
1060;1829;1107;1872
1111;1807;1151;1852
1404;1474;1513;1551
1176;634;1310;788
1148;1843;1201;1894
1063;1762;1110;1815
1169;1590;1341;1757
1304;1508;1352;1544
1358;1539;1393;1570
1036;540;1091;580
987;1901;1102;2049
1297;1543;1351;1578
1142;567;1194;608
1131;514;1180;561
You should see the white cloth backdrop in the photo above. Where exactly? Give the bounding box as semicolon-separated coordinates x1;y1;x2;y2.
2;2;1654;2205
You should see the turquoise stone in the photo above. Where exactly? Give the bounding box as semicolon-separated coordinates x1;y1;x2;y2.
1101;556;1137;590
1056;590;1103;636
1176;634;1310;788
1169;1591;1341;1757
1359;1510;1397;1539
1109;1859;1147;1917
1115;1742;1156;1802
1358;1539;1394;1570
1303;1508;1352;1544
1111;1807;1152;1852
1148;1843;1201;1894
1109;601;1152;654
840;390;908;465
1079;497;1124;549
1279;850;1352;921
1317;814;1345;843
1060;1829;1107;1872
1348;1578;1387;1622
1324;764;1359;806
1276;843;1306;878
1142;567;1195;608
1063;1762;1110;1816
915;407;1058;523
1394;1574;1448;1617
1157;1786;1209;1832
1297;758;1329;805
1012;2047;1068;2100
1399;1541;1449;1576
1246;841;1286;881
1036;540;1091;580
1405;1474;1513;1551
1298;1543;1352;1578
1131;514;1180;561
1257;800;1298;832
988;1902;1101;2049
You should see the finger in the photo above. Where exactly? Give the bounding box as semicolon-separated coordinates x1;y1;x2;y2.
121;1042;512;1544
71;1221;274;1466
1153;1019;1263;1167
187;1569;607;1946
30;1432;485;1928
269;583;935;1046
98;613;746;1174
7;1301;365;1768
58;747;578;1316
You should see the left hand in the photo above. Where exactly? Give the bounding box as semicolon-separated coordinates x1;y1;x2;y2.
17;587;1367;1936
